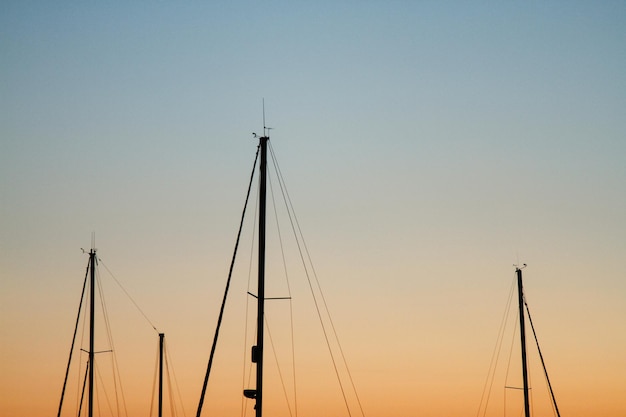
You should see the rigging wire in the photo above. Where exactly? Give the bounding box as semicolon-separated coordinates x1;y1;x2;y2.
98;258;159;333
268;142;365;417
77;304;89;416
529;349;534;417
287;296;297;416
196;143;260;417
95;367;102;417
264;317;294;417
97;255;171;417
524;299;561;417
94;359;117;417
503;307;519;417
149;340;159;417
95;262;129;417
57;257;90;417
476;275;517;417
267;164;298;417
166;338;188;417
268;142;351;414
164;347;177;417
78;359;89;417
242;191;259;417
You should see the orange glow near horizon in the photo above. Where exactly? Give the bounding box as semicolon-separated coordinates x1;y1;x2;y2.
2;256;625;417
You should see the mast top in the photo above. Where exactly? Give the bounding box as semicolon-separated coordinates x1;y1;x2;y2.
514;263;527;272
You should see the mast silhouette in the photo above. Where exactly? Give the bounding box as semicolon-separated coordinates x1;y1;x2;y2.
159;333;165;417
88;249;96;417
244;134;268;417
516;266;531;417
256;134;268;417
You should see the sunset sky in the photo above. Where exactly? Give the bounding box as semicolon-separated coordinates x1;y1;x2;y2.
1;2;625;417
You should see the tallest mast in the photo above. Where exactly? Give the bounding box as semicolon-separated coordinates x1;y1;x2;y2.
255;135;268;417
244;134;269;417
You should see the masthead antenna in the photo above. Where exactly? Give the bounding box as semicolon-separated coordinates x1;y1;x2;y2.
262;98;272;137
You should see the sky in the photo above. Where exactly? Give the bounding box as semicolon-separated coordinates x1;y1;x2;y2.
1;1;625;416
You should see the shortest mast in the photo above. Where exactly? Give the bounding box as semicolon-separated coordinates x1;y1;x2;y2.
159;333;165;417
516;266;531;417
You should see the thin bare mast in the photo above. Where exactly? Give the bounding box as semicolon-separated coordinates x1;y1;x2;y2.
516;265;530;417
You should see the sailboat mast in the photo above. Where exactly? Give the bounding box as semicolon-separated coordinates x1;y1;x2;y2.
88;249;96;417
516;267;531;417
255;135;268;417
159;333;165;417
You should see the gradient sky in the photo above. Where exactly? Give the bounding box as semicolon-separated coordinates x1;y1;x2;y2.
1;2;625;417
